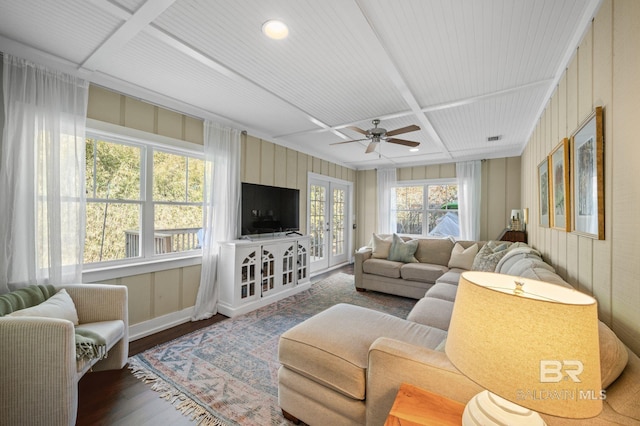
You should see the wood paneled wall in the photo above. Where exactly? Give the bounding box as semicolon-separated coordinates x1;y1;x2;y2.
354;157;521;248
241;134;356;234
521;0;640;354
87;86;356;326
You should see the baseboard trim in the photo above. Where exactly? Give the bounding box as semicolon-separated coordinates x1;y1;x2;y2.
128;306;195;341
217;282;312;318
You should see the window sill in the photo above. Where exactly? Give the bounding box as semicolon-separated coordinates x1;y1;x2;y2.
82;254;202;283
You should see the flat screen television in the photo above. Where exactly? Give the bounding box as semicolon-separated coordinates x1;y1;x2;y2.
241;182;300;236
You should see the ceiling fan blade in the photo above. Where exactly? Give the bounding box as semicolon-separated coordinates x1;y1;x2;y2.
365;141;378;153
385;124;420;137
387;138;420;148
330;138;369;145
347;125;369;136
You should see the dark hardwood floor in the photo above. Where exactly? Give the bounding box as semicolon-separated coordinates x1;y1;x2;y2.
76;264;353;425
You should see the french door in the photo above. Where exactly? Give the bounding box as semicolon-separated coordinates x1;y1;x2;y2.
308;175;351;273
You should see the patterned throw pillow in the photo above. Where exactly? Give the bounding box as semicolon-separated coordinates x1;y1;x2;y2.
387;234;419;263
471;241;512;272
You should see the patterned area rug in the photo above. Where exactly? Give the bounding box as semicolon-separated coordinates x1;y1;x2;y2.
128;272;416;425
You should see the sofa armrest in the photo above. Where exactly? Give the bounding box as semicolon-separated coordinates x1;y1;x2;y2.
60;283;129;371
366;337;482;426
354;248;372;289
0;317;78;425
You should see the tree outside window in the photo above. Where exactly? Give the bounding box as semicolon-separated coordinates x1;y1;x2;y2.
391;181;459;238
84;135;204;265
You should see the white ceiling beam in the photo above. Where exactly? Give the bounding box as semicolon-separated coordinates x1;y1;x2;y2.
354;0;452;160
81;0;178;71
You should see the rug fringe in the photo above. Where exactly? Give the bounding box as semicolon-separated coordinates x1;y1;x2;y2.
128;359;229;426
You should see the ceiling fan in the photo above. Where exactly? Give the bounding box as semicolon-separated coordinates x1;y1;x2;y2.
331;119;420;153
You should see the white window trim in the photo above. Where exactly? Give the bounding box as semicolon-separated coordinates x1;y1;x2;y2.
392;178;459;237
83;120;205;279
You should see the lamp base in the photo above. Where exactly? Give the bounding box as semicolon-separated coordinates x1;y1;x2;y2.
463;390;546;426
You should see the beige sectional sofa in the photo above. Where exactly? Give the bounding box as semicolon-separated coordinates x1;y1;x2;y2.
277;236;640;425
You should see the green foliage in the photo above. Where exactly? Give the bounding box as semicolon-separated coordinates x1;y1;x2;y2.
84;138;205;264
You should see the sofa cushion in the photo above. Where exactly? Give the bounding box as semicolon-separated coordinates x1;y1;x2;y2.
371;234;393;259
414;238;454;266
362;259;403;278
504;258;555;277
278;303;447;400
518;267;572;288
436;268;464;285
406;297;454;331
425;283;458;302
495;247;542;274
400;263;448;283
387;234;419;263
471;241;511;272
7;289;79;325
448;242;478;270
598;321;629;388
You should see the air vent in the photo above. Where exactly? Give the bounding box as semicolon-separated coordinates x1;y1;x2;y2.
487;135;501;142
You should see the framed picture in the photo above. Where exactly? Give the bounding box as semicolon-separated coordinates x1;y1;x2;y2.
570;106;604;239
550;138;571;231
538;157;550;228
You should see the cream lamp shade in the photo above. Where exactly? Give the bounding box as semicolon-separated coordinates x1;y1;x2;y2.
446;271;602;423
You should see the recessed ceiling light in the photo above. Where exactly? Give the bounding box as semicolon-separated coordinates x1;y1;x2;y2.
409;148;419;152
262;20;289;40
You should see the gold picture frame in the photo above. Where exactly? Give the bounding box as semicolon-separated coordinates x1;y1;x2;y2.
550;138;571;231
538;157;550;228
570;106;604;239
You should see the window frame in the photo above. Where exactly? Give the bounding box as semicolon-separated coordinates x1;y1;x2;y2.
82;120;204;282
391;178;459;238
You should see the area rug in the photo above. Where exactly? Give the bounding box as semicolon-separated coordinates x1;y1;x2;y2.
128;272;416;425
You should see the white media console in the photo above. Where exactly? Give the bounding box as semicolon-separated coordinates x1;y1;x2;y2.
217;234;311;317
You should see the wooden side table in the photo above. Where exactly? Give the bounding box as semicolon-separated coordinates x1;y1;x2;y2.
497;228;527;243
385;383;464;426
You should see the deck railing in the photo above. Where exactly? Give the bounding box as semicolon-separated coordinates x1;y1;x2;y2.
125;228;201;257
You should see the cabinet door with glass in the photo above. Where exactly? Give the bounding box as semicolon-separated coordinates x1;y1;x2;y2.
236;245;260;304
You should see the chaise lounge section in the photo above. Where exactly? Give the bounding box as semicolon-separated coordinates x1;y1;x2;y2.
278;237;640;425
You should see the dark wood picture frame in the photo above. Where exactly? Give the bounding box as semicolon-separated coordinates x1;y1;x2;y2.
550;138;571;231
538;157;550;228
570;106;604;239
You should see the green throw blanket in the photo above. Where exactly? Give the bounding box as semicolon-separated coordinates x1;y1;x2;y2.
75;329;108;361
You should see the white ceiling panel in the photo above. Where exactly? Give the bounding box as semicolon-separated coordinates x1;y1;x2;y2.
152;0;409;126
0;0;602;169
101;31;315;136
0;0;122;64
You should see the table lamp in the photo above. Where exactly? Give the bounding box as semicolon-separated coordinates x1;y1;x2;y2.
446;271;602;425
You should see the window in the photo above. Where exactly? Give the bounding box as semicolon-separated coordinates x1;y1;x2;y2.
392;181;459;237
84;132;204;265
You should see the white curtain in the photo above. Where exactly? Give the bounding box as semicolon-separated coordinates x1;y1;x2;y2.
191;121;241;320
456;160;482;241
377;168;397;234
0;55;88;294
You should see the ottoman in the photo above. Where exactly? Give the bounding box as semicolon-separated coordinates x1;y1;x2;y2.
277;303;447;425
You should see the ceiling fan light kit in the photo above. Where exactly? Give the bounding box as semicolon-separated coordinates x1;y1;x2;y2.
331;119;421;153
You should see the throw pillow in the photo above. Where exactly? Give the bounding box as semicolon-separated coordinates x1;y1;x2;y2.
387;234;419;263
371;233;393;259
471;241;511;272
448;243;478;270
7;288;79;325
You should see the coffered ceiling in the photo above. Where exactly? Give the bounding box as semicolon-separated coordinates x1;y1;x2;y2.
0;0;602;169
